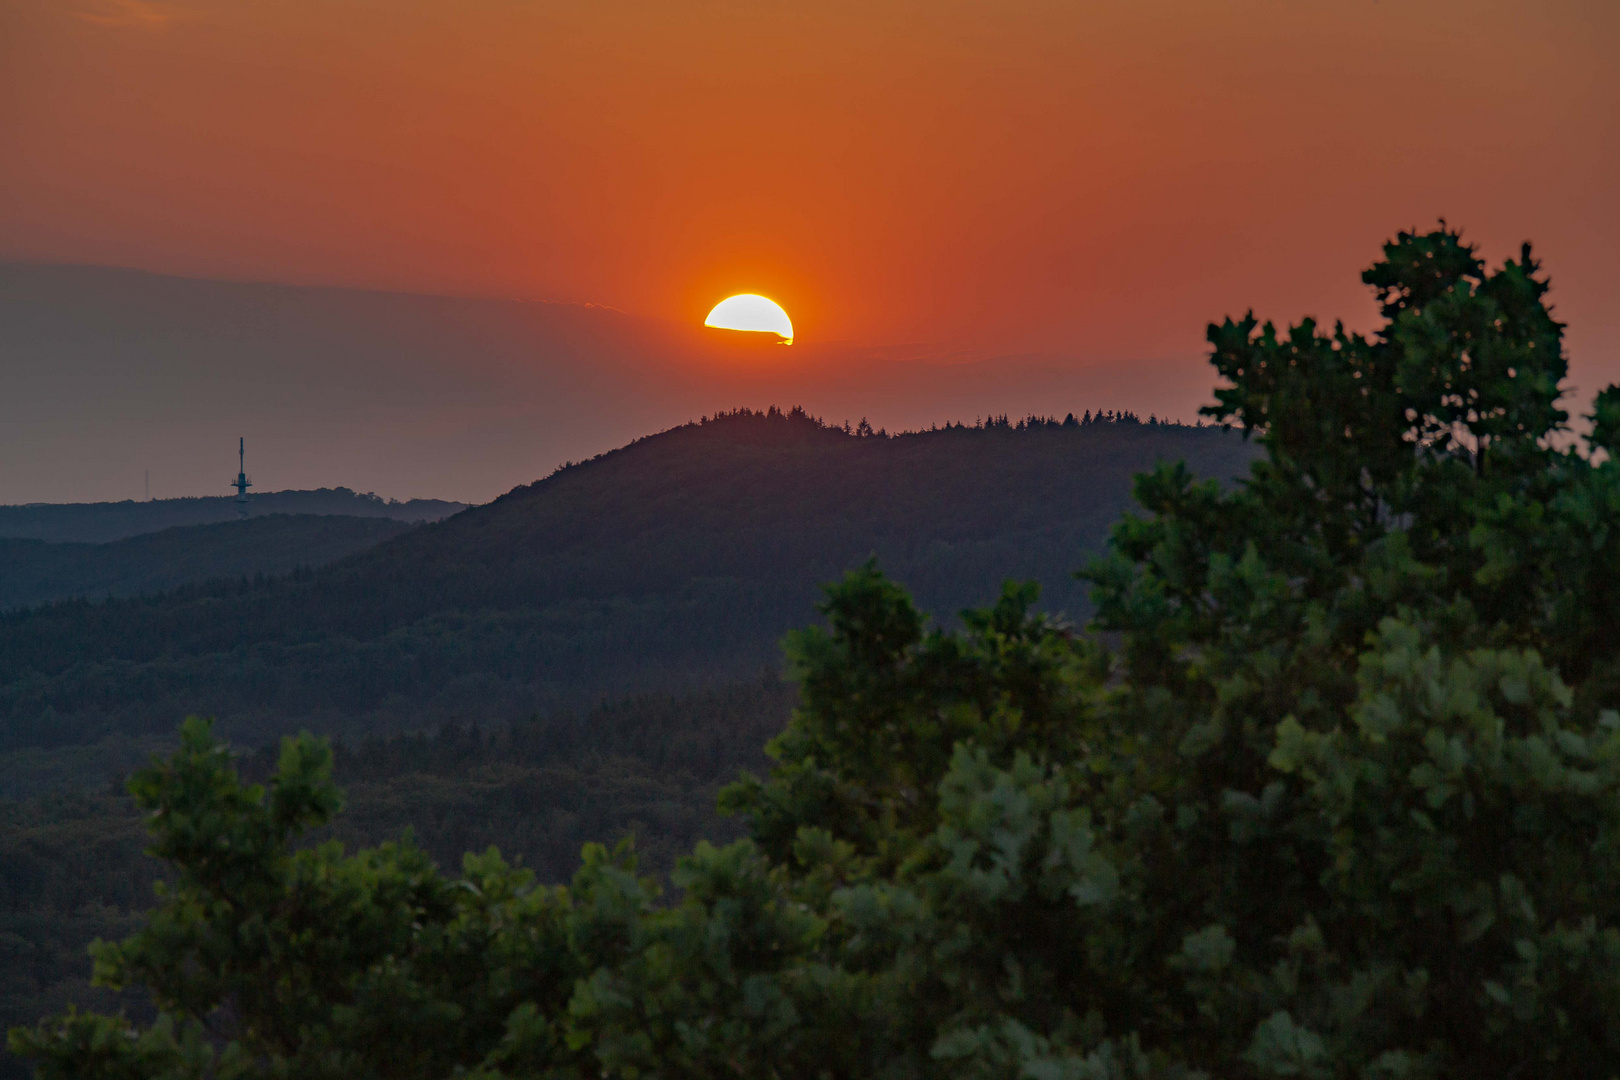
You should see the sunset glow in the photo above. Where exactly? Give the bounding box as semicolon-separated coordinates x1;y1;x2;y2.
0;2;1615;503
704;295;794;344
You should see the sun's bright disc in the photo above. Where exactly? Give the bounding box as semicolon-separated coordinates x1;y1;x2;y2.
704;294;793;343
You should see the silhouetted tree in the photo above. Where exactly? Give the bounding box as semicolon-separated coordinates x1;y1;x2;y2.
20;225;1616;1079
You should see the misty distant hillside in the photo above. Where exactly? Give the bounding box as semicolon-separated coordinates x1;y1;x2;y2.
0;409;1257;754
0;262;689;507
0;262;1215;508
0;514;415;611
0;488;466;544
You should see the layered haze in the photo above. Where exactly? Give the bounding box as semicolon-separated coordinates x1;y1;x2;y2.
1;0;1616;501
0;263;1217;502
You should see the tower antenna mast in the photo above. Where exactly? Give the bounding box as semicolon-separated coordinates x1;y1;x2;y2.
232;437;252;518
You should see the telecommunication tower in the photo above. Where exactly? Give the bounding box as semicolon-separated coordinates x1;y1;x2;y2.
232;437;252;518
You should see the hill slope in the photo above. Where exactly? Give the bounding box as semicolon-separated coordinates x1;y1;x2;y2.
0;514;415;611
0;410;1255;752
0;488;465;544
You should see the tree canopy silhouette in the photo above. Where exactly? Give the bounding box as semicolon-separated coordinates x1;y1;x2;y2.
14;226;1620;1079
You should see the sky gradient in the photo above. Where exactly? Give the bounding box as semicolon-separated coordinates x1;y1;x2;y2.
1;0;1616;502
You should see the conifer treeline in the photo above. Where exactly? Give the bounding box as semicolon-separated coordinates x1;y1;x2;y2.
693;402;1203;440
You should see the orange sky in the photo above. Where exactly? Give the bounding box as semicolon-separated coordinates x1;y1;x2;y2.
1;0;1618;499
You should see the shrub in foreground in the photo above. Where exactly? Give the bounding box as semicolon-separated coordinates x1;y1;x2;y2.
13;226;1620;1078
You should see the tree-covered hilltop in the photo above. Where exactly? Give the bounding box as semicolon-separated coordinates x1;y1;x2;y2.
0;514;413;611
13;225;1620;1078
0;413;1252;755
0;489;465;544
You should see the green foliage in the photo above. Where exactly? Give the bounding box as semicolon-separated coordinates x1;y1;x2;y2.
14;226;1620;1078
13;718;595;1080
0;680;792;1078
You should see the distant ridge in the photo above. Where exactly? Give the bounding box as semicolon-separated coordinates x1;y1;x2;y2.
0;488;467;544
0;407;1257;752
0;514;415;611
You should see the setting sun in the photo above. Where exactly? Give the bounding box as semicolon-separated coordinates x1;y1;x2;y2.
704;294;793;344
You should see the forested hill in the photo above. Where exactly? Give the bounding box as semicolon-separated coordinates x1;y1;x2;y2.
0;488;465;544
0;409;1255;753
0;514;413;611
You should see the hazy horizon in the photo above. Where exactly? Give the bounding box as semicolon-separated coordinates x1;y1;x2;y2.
3;1;1615;504
0;260;1238;505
